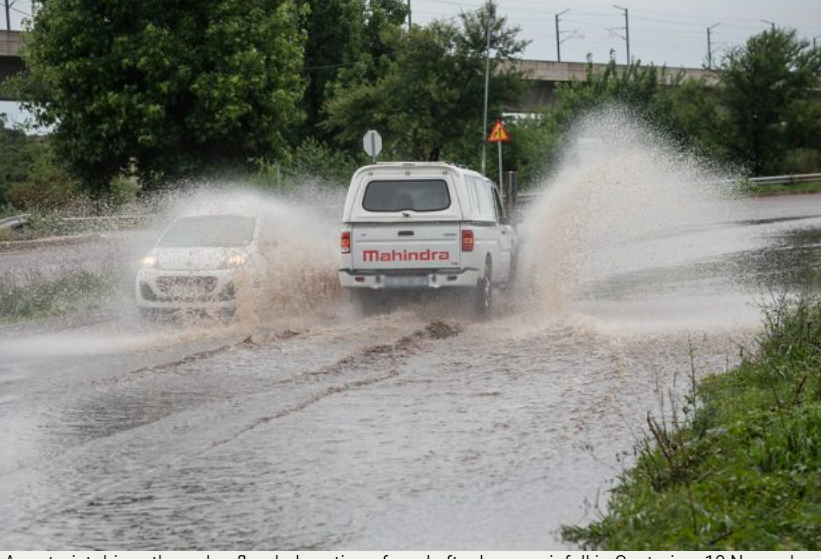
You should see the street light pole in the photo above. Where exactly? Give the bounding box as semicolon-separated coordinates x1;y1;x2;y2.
555;9;569;62
707;23;720;70
813;34;821;50
481;1;494;175
761;19;776;31
613;5;630;64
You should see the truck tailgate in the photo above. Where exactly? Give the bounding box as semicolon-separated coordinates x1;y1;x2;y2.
351;223;461;270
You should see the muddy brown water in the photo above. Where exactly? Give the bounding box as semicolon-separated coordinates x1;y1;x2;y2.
1;193;821;549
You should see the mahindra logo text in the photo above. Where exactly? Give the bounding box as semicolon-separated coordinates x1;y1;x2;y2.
363;249;450;262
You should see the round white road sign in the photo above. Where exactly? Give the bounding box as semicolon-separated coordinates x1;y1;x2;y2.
363;130;383;161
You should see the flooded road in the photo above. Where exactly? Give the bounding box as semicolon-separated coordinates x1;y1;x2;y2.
2;192;821;549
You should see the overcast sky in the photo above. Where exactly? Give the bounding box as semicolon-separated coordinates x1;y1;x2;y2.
414;0;821;67
3;0;821;127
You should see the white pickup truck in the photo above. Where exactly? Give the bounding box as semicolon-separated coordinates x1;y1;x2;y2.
339;162;517;313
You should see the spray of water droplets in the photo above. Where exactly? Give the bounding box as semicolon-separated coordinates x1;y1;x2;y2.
517;105;745;319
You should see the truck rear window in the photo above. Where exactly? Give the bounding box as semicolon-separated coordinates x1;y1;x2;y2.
362;180;451;212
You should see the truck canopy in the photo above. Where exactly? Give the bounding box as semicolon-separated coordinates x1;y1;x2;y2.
343;163;479;223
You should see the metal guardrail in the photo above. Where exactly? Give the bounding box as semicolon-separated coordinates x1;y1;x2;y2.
745;172;821;186
57;215;150;224
0;214;30;230
515;173;821;206
0;214;150;227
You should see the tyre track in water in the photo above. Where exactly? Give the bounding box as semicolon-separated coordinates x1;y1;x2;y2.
219;320;463;446
0;315;462;549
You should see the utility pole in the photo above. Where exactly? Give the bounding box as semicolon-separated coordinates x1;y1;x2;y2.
813;34;820;49
613;5;630;64
555;9;568;62
4;0;10;32
481;1;494;175
407;0;412;31
761;19;776;31
707;23;720;70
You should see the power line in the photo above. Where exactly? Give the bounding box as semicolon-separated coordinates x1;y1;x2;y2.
10;4;30;17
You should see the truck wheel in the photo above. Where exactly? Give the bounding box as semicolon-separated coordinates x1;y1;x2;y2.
509;249;519;284
474;259;493;315
350;289;382;317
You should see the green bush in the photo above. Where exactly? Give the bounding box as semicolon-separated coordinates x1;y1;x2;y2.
0;271;116;323
250;138;361;191
1;118;83;211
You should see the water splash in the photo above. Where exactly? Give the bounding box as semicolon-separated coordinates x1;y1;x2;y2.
142;186;343;327
518;105;746;322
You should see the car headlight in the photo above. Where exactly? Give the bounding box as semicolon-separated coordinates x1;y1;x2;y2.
224;253;248;268
142;255;158;269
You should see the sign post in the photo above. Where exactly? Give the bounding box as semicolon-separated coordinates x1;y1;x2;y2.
363;130;383;164
487;119;511;195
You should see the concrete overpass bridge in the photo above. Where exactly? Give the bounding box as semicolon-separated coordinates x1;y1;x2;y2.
2;29;713;109
1;30;25;101
509;58;715;110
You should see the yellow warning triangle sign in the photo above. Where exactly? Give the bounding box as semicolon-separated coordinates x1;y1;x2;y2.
487;120;511;143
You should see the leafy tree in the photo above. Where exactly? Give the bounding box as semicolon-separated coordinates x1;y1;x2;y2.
553;60;683;123
4;137;82;209
0;114;25;206
359;0;409;79
663;79;727;160
365;1;408;47
300;0;366;138
300;0;408;142
15;0;307;195
718;28;821;175
1;116;80;209
324;2;528;162
501;114;561;189
547;59;725;147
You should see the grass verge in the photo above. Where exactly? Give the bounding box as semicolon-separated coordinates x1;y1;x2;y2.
745;180;821;197
562;296;821;550
0;271;117;323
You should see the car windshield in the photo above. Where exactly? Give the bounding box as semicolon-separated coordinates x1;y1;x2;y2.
362;180;451;212
158;215;256;248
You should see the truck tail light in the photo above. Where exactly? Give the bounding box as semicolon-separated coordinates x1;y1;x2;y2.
341;231;351;254
462;229;474;252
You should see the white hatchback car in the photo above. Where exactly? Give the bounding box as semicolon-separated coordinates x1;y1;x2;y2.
136;214;272;319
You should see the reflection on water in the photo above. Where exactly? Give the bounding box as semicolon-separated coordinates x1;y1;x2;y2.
580;216;821;302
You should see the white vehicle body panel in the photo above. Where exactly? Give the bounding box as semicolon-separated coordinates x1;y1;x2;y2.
339;163;516;290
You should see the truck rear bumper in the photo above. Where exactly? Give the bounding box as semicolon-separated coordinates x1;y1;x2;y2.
339;268;480;290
